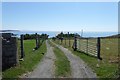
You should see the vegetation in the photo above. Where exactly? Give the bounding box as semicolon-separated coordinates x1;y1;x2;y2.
49;41;71;78
23;33;49;40
53;38;119;78
52;32;80;41
70;49;118;78
2;40;47;78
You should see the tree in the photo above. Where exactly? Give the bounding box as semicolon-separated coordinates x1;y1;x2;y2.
23;33;49;40
55;32;80;39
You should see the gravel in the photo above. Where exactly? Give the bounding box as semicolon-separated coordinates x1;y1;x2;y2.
22;40;97;78
22;40;56;78
51;41;97;78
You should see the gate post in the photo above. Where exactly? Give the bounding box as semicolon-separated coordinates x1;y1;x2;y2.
74;33;77;51
79;38;80;51
65;38;66;46
68;32;70;47
20;34;24;59
86;38;88;55
97;37;102;60
35;33;38;48
38;35;40;48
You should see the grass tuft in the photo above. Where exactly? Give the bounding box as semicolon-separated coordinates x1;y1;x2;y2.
49;41;71;78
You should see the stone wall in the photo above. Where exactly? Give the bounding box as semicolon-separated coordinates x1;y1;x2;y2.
2;33;18;71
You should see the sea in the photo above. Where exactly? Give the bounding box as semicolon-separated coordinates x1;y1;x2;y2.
1;30;118;38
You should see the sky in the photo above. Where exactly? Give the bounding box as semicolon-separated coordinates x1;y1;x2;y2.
2;2;118;32
1;0;119;2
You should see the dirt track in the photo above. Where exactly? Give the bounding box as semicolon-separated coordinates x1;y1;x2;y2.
22;40;97;78
22;40;56;78
51;41;97;78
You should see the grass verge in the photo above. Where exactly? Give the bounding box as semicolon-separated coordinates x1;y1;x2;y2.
49;40;71;78
2;40;47;78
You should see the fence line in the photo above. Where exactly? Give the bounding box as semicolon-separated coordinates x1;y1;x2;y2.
54;33;119;61
76;37;102;60
56;35;102;60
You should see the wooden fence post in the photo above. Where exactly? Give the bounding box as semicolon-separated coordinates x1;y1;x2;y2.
86;38;88;55
97;37;102;60
61;38;63;44
65;38;66;46
58;38;60;44
35;33;38;48
68;32;70;47
20;34;24;59
38;35;40;48
74;34;77;51
79;38;80;51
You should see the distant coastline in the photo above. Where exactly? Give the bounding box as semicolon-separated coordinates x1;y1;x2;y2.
0;30;118;38
0;30;20;32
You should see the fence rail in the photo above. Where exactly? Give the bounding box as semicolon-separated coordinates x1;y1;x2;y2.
77;37;99;58
55;36;102;60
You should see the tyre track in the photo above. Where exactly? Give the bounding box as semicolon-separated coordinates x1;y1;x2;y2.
22;40;56;78
51;41;97;78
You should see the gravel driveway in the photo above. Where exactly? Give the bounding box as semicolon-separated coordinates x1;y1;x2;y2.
21;40;97;78
22;40;56;78
51;41;97;78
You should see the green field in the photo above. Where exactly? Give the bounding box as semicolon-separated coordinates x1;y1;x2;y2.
49;41;71;78
100;38;118;63
53;38;119;78
2;39;47;78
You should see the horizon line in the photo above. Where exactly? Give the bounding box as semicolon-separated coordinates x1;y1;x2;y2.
0;29;118;32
